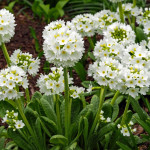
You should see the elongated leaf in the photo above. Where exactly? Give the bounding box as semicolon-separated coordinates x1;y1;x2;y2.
88;52;96;61
135;27;147;42
134;117;150;135
8;129;33;150
102;103;113;118
73;62;86;81
116;141;132;150
98;123;115;138
112;102;119;121
130;97;148;121
40;97;57;123
40;116;57;134
50;135;68;146
81;81;98;88
0;136;5;150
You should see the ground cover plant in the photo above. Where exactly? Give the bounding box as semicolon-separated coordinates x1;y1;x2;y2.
1;0;150;150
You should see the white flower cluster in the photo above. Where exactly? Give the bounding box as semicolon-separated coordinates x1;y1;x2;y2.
69;86;85;99
43;21;85;67
100;110;111;123
109;0;123;3
0;9;16;45
94;38;124;60
37;67;73;95
94;10;120;34
0;66;28;100
136;8;150;25
2;110;25;131
71;14;96;37
88;57;123;89
117;121;136;136
122;44;150;69
103;22;135;46
10;49;40;76
120;3;142;17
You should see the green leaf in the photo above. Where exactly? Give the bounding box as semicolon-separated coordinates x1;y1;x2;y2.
0;136;5;150
73;62;86;81
40;96;57;123
90;95;99;116
8;129;33;150
0;101;16;118
130;97;148;121
98;123;115;138
40;116;57;134
31;91;42;102
134;117;150;135
112;102;119;121
116;141;132;150
50;135;68;146
135;27;148;42
5;1;16;13
88;52;96;61
83;117;89;144
81;81;98;88
102;103;113;118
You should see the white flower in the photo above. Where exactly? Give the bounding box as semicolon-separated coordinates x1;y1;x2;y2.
43;23;85;67
121;127;130;136
70;86;85;99
104;22;135;46
15;120;25;129
0;9;16;45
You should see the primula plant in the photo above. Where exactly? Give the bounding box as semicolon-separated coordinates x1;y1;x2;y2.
1;0;150;149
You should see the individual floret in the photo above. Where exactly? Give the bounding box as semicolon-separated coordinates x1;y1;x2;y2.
0;9;16;45
10;49;40;76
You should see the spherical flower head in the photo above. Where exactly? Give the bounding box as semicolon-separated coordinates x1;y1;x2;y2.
71;13;96;37
43;25;85;67
10;49;40;76
37;67;73;95
0;9;16;45
0;66;28;100
104;22;135;46
94;10;120;34
109;0;123;3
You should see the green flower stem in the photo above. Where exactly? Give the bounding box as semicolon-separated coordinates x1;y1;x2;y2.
121;95;131;125
87;37;94;50
80;94;86;108
118;2;125;23
111;90;120;106
55;94;62;134
127;14;132;26
133;0;136;7
92;87;101;90
64;67;70;139
1;43;11;66
16;98;33;136
89;86;107;136
132;0;136;29
25;88;30;103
